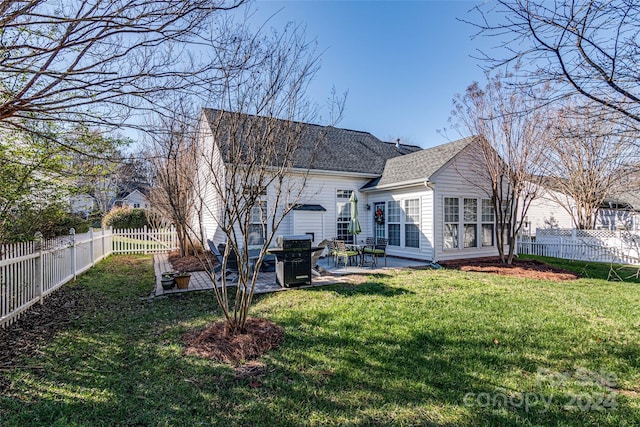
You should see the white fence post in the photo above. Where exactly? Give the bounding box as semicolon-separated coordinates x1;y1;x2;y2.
89;227;95;266
34;232;44;305
109;226;114;254
144;225;148;255
557;237;562;259
70;228;77;280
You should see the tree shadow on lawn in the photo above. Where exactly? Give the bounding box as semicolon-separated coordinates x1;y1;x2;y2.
307;278;415;297
261;309;640;426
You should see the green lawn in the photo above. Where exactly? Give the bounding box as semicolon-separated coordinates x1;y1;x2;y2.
1;255;639;426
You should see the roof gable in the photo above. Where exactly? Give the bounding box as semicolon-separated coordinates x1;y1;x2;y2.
361;136;479;190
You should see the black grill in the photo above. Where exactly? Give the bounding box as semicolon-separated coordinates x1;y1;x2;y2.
272;235;312;287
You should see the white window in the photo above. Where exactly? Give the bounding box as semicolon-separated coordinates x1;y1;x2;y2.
404;199;420;248
249;201;267;245
482;199;494;246
463;198;477;248
444;197;459;249
444;197;496;250
336;189;353;243
387;200;401;246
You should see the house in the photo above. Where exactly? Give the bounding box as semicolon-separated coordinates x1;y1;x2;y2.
196;109;500;262
113;187;151;210
526;179;640;233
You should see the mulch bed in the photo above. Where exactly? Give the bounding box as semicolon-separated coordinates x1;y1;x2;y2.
168;250;218;272
439;257;580;281
182;318;284;364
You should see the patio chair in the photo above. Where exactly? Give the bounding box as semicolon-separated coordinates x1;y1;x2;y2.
325;239;338;266
363;237;387;266
361;237;377;266
334;240;359;267
207;240;238;282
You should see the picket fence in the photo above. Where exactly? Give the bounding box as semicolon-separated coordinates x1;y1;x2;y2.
0;227;178;328
517;228;640;266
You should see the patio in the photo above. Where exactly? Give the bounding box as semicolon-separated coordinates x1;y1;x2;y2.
154;252;432;297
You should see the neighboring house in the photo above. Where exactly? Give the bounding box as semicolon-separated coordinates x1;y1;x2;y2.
196;109;500;262
113;188;151;210
525;185;575;232
526;182;640;233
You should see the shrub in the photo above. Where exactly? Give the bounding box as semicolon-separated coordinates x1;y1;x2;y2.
0;202;91;243
102;207;150;229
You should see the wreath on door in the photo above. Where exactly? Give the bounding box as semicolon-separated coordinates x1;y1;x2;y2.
374;208;384;224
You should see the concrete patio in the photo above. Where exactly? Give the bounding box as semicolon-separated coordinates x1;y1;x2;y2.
153;252;432;297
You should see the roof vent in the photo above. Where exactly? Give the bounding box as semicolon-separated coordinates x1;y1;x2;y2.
396;138;401;149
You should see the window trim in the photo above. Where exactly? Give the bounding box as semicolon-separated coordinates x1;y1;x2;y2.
463;198;477;248
404;198;420;249
481;199;495;247
249;200;267;245
336;189;354;243
443;197;459;249
387;200;401;247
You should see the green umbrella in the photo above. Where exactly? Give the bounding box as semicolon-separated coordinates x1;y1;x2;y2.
348;192;361;236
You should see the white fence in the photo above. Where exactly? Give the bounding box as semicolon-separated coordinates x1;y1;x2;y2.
1;227;177;328
517;228;640;265
112;226;178;254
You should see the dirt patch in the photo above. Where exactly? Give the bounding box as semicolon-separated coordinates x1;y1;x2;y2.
168;250;218;272
182;317;284;364
439;257;580;281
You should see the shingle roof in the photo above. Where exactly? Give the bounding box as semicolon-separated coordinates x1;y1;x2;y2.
361;136;478;189
202;108;421;175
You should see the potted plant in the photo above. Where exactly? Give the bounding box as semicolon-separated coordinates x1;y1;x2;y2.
161;271;177;290
174;272;191;289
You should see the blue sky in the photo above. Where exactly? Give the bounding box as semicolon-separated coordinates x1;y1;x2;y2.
251;0;489;148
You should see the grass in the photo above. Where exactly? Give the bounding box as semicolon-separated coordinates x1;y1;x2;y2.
1;255;639;426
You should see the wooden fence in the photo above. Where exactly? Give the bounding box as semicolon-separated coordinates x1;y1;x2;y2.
1;227;177;328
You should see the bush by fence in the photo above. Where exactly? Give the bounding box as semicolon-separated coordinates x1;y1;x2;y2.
102;207;149;229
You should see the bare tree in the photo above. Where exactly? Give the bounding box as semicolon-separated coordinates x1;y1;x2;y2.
470;0;640;127
542;101;638;229
0;0;246;241
192;23;343;335
69;127;131;214
450;72;552;264
0;0;244;137
147;102;199;257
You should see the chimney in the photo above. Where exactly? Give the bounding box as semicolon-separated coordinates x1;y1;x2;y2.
395;138;401;149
